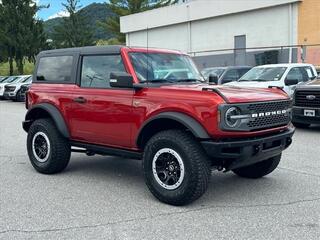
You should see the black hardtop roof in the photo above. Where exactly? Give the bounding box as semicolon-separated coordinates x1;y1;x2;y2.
38;45;124;56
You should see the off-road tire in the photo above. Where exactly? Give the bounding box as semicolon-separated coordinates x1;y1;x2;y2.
143;130;211;206
27;118;71;174
232;154;281;179
292;122;310;128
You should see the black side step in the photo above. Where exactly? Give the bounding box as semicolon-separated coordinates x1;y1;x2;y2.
70;141;142;160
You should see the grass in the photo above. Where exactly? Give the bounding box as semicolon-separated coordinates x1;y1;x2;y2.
0;61;35;76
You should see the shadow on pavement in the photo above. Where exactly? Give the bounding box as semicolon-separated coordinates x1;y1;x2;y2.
62;154;283;206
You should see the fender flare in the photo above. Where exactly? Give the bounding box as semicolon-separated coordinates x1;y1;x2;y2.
23;103;70;139
136;112;210;146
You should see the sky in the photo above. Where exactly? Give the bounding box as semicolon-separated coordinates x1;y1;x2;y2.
37;0;106;20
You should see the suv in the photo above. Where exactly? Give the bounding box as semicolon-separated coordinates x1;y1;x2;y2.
292;79;320;128
23;46;294;205
201;66;252;84
4;75;32;101
0;76;20;99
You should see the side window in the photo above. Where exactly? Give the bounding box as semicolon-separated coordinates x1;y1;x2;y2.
303;66;315;80
81;55;125;88
286;67;304;82
238;69;250;78
222;69;239;83
37;56;73;82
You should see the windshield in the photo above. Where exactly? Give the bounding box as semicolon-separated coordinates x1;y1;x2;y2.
239;67;287;82
3;76;19;83
129;52;204;83
202;68;225;78
0;77;8;83
21;76;32;83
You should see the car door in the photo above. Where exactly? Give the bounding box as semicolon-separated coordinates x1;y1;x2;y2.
69;54;134;148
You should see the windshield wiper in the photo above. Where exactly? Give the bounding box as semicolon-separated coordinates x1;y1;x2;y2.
148;79;176;83
176;79;203;83
238;79;270;82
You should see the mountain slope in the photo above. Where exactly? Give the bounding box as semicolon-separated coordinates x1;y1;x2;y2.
43;3;114;41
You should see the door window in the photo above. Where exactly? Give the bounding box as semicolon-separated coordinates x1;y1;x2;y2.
81;55;126;88
286;67;309;82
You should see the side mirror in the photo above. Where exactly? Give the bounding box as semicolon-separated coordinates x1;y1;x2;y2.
208;74;219;84
110;72;133;88
284;78;299;86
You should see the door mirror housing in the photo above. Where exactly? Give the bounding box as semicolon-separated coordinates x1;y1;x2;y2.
110;72;133;88
208;74;219;84
284;78;299;86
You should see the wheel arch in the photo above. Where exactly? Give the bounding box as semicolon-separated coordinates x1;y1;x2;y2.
136;112;210;150
23;103;70;139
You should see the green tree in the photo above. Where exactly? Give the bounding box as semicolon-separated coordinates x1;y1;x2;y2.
52;0;94;48
99;0;177;44
0;0;47;75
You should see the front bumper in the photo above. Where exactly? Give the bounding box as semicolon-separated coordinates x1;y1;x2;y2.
201;127;295;171
292;106;320;124
3;91;16;100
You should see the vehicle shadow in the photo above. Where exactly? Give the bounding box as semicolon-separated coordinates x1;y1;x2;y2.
296;124;320;132
65;154;284;207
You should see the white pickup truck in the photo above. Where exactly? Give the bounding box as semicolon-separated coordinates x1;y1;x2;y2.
226;63;317;97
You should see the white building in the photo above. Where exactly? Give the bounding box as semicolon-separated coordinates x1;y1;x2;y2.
120;0;308;68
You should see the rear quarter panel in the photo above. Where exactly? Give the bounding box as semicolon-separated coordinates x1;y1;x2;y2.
27;83;75;131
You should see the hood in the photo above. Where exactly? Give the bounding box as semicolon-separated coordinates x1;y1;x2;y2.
296;79;320;89
158;83;289;103
225;80;283;88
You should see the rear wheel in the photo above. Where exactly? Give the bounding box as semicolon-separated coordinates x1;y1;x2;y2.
27;118;71;174
292;122;310;128
232;154;281;179
143;130;211;206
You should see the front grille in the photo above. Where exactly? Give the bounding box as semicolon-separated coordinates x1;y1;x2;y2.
294;90;320;108
246;100;292;130
4;86;15;92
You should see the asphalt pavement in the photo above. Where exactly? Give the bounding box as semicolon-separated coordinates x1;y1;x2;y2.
0;101;319;240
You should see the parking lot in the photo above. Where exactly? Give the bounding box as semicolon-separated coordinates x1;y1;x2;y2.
0;100;319;240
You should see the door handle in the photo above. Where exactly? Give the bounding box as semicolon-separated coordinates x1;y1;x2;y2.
73;97;87;104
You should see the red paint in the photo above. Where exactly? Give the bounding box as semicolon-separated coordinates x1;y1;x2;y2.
28;46;291;150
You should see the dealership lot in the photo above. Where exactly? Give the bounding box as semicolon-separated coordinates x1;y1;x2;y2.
0;101;319;240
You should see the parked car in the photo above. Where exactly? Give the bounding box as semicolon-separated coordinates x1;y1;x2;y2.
18;83;31;102
292;78;320;128
201;66;252;84
23;46;294;206
0;76;21;99
0;76;9;83
226;63;318;97
3;75;32;101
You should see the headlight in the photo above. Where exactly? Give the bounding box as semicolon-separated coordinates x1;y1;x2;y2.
225;107;242;128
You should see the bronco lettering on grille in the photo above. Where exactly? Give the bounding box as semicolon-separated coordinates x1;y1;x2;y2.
251;109;288;118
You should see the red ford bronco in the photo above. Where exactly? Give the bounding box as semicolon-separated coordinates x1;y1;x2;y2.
23;46;294;205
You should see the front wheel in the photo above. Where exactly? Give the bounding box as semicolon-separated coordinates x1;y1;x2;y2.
27;118;71;174
143;130;211;206
15;90;23;102
232;154;281;179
